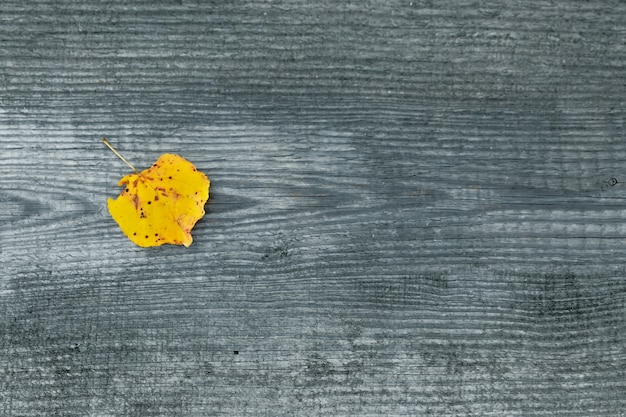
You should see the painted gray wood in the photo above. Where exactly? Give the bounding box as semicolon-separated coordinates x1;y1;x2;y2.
1;1;625;416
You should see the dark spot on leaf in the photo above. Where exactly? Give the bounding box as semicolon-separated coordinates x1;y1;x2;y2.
125;188;129;193
133;232;137;236
154;196;159;201
147;201;151;205
169;176;172;180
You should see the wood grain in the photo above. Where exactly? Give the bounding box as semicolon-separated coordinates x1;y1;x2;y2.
1;0;626;416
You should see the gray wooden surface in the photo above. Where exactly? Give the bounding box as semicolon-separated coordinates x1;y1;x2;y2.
1;1;626;416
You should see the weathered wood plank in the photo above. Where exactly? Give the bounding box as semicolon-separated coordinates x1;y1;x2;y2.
1;0;626;416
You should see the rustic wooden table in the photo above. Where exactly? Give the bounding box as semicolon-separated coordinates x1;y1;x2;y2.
1;1;625;416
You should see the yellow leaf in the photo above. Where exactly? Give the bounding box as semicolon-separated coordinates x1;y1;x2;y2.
104;139;210;247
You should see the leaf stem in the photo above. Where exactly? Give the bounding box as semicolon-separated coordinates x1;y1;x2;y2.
102;138;139;173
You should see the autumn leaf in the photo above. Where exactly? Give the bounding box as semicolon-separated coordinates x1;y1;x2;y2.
103;138;210;247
